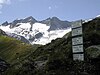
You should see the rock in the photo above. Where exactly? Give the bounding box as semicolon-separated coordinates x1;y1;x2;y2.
0;59;9;74
35;32;43;39
0;29;7;36
1;21;9;26
22;16;37;24
86;45;100;59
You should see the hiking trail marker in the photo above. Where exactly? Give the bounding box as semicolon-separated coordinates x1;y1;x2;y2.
72;20;84;61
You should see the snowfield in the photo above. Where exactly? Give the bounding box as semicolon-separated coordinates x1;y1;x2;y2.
0;18;71;45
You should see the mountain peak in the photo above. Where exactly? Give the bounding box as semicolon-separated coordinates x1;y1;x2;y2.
51;17;60;21
25;16;34;20
1;21;9;26
45;17;51;20
22;16;37;24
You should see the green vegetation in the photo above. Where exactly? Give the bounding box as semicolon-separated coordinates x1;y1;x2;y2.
0;35;38;63
0;35;40;75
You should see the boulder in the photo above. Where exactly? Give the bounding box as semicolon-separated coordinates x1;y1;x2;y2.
86;45;100;59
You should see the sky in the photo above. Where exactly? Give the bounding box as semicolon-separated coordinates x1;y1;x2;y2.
0;0;100;23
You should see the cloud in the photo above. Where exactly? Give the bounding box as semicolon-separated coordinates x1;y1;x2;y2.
0;0;11;4
48;5;58;11
0;0;27;14
0;0;11;14
48;6;52;10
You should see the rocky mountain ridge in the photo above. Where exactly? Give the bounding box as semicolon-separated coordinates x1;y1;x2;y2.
0;16;71;45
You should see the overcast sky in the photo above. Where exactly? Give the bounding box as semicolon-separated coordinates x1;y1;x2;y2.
0;0;100;23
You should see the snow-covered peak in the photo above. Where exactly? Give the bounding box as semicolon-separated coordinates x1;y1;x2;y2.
96;15;100;18
0;17;71;45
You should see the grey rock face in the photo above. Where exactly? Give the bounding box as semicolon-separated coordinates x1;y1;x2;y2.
8;16;37;28
0;29;7;36
7;33;30;44
22;16;37;24
1;21;9;26
40;17;71;31
35;32;43;39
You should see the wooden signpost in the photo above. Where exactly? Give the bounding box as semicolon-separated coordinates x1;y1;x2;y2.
72;20;84;61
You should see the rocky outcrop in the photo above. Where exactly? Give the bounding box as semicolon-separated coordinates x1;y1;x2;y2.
0;59;9;74
0;29;6;36
1;21;9;26
7;33;30;44
86;45;100;59
9;16;37;28
41;17;71;31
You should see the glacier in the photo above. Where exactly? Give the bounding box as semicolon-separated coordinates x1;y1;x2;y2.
0;21;71;45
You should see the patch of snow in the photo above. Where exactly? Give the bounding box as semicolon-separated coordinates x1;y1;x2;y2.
0;22;71;45
0;25;11;32
83;19;93;23
32;23;50;32
96;15;100;18
32;28;71;45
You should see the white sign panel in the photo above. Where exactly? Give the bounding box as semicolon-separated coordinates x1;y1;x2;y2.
72;27;82;36
72;20;82;28
73;54;84;61
72;36;83;45
72;45;83;53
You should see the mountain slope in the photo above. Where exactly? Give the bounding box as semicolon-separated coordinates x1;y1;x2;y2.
0;35;40;64
0;33;40;74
